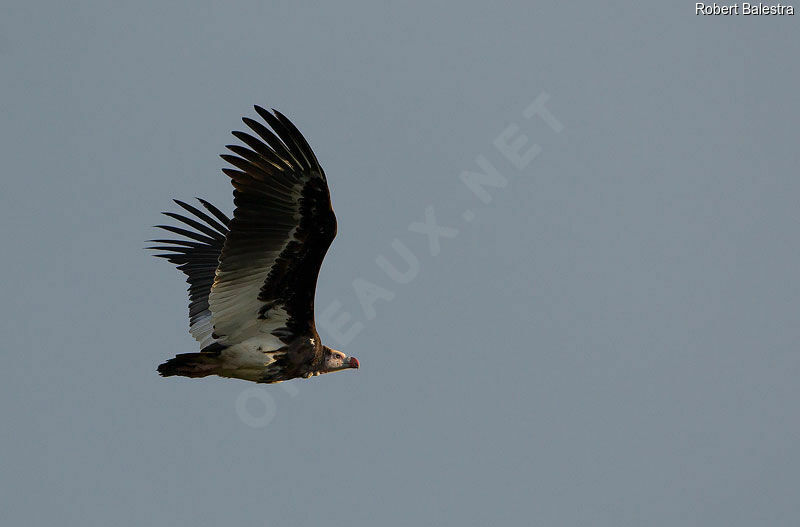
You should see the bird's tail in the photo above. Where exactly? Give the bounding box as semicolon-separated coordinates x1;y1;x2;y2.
157;353;220;378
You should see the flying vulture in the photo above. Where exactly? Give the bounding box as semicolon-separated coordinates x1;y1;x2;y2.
148;107;359;384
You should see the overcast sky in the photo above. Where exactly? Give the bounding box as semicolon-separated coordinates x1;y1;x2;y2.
2;2;799;526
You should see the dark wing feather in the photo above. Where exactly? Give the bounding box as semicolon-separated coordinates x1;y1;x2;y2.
148;199;231;346
207;107;336;344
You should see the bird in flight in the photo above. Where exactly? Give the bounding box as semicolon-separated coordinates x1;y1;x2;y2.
149;107;359;384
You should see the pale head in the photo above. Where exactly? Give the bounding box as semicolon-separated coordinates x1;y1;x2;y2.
320;346;360;374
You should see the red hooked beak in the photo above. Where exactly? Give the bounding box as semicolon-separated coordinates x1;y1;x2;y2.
348;357;360;369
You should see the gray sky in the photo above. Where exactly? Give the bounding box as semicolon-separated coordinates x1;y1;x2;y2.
2;2;799;526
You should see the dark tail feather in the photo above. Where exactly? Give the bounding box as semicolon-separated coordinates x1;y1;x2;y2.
158;353;220;378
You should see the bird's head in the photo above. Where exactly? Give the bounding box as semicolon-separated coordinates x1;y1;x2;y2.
321;346;360;374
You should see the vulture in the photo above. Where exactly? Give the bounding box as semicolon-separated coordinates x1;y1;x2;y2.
148;107;359;384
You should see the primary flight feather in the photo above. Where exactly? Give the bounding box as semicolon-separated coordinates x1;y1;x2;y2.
149;107;359;384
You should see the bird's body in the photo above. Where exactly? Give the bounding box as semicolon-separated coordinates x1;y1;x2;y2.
149;107;359;384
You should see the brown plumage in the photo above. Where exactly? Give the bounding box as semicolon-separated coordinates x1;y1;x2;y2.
149;107;359;384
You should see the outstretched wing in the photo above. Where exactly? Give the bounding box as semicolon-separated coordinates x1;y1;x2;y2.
208;107;337;345
148;199;231;347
